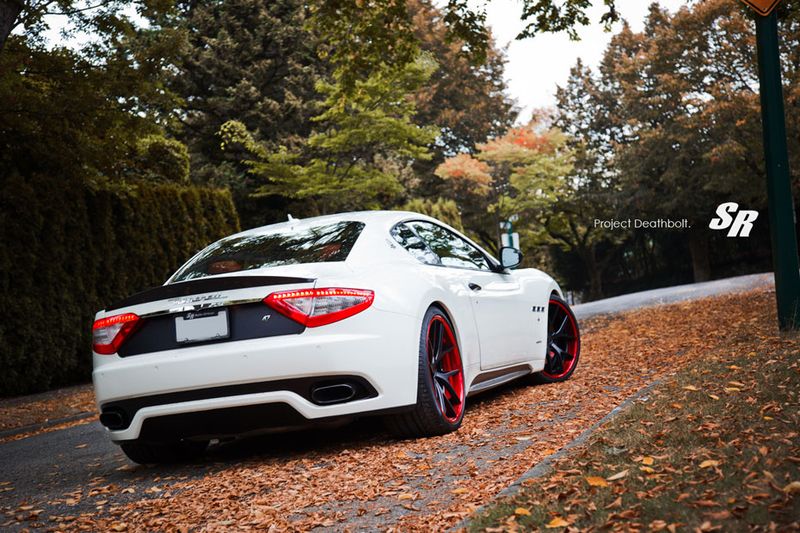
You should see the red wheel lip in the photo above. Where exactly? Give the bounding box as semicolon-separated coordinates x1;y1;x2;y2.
427;315;465;423
541;298;580;380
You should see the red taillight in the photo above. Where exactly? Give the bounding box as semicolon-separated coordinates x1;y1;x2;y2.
92;313;140;355
264;288;374;327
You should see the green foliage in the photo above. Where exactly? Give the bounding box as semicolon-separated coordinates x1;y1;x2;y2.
0;37;161;182
304;0;621;86
0;176;239;396
132;135;190;183
515;0;619;40
221;54;438;214
401;198;464;231
166;0;324;188
307;0;422;93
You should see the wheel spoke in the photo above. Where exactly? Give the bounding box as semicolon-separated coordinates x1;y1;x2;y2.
433;345;451;367
442;391;457;418
434;382;446;414
435;373;461;404
554;314;568;336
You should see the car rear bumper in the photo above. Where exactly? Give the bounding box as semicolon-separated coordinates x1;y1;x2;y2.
92;309;419;441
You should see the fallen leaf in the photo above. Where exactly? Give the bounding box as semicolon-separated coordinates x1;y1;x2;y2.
450;488;468;495
586;476;609;487
683;385;699;391
641;456;654;465
699;460;720;469
783;481;800;494
605;496;622;509
514;507;531;516
607;469;629;481
545;516;570;528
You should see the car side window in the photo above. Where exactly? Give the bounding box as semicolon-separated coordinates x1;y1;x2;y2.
407;221;491;271
390;223;441;266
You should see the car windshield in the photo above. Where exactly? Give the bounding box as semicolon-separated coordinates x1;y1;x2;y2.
170;221;365;282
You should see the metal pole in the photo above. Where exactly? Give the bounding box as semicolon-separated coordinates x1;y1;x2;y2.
755;11;800;330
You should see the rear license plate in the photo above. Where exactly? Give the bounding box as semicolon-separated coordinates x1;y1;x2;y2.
175;309;229;344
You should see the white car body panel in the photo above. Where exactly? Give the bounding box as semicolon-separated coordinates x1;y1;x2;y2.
92;211;562;442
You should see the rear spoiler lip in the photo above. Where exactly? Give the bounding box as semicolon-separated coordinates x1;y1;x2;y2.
105;276;315;312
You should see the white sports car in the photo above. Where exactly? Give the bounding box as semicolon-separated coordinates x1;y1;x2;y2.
92;211;581;463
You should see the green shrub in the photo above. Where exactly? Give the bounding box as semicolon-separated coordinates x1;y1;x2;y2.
0;174;240;396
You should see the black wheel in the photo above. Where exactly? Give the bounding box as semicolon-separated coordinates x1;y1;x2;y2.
533;294;581;384
119;439;208;465
386;306;466;438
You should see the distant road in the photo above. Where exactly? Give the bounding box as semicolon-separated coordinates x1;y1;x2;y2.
573;272;773;319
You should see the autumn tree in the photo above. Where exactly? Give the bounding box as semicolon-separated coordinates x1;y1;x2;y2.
401;197;464;231
609;1;770;282
408;0;516;172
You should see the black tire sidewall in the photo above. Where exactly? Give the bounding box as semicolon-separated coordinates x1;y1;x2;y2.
418;306;465;430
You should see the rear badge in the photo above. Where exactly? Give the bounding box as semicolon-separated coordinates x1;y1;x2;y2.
262;314;271;322
532;306;545;313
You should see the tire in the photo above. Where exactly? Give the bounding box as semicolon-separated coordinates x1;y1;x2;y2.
532;294;581;384
119;439;208;465
386;306;466;438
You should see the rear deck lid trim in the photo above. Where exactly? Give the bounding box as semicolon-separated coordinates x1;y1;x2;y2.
106;276;314;312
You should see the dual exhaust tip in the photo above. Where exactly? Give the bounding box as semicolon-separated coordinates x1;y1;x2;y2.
309;382;358;405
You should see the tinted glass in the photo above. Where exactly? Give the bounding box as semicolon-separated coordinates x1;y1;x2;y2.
407;221;491;271
171;221;365;282
390;223;441;265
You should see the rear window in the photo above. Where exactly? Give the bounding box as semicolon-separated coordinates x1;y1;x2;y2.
170;221;365;282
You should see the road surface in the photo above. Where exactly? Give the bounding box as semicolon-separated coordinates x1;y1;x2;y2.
0;273;772;531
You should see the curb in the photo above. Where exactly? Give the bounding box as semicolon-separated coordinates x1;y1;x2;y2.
0;411;95;441
453;376;666;531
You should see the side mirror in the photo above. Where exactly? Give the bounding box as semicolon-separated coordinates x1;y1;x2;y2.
500;247;522;270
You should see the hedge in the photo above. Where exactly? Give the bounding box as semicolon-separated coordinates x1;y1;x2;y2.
0;174;240;396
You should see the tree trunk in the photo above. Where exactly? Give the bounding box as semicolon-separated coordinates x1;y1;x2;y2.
0;0;22;53
583;245;603;301
688;230;711;282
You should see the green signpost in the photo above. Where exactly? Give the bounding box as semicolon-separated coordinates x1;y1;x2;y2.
747;1;800;330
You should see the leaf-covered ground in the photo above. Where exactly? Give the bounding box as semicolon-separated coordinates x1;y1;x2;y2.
0;384;95;443
469;293;799;532
1;287;793;531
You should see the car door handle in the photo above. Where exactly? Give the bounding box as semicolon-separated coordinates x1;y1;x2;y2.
468;283;482;291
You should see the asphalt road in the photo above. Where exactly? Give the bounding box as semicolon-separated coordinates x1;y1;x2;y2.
572;272;772;319
0;273;773;530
